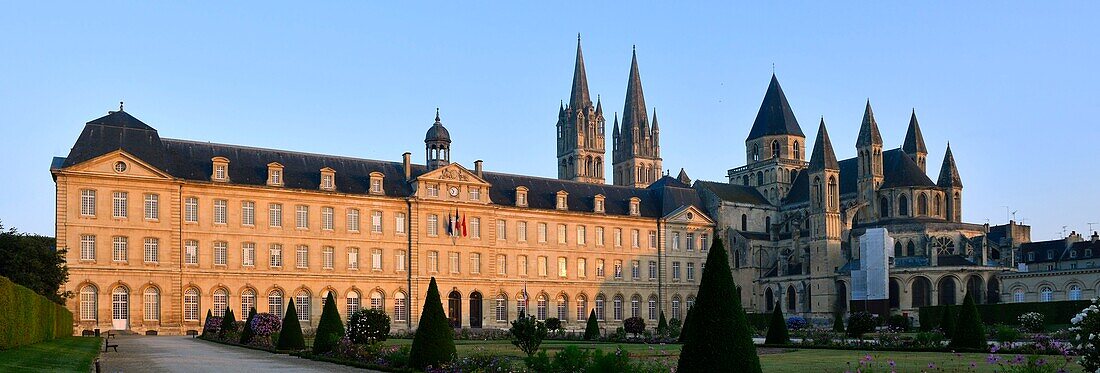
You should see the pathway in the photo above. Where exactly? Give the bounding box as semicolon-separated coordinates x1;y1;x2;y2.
97;335;378;372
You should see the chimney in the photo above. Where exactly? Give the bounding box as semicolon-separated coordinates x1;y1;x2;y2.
474;160;483;178
402;152;411;181
1092;231;1098;242
1066;231;1083;248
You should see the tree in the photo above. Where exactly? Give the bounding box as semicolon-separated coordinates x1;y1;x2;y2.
832;311;845;332
218;307;237;340
410;277;456;369
678;237;761;373
584;310;600;340
240;307;257;344
765;301;790;345
201;309;214;338
277;299;306;350
313;293;345;354
545;317;562;332
678;305;694;343
624;317;645;337
940;304;957;339
510;314;548;357
949;291;987;349
0;221;70;304
347;309;390;344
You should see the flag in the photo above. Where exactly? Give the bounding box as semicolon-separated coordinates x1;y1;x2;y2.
450;210;459;237
459;210;467;237
445;211;453;237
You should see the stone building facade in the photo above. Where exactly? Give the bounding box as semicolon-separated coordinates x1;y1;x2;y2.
999;231;1100;303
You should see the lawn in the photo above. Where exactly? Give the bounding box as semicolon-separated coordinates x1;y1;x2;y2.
0;337;102;372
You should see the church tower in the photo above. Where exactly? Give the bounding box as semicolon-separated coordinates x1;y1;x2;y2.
856;101;884;222
557;36;606;183
938;144;963;222
612;47;661;188
729;74;807;204
807;119;843;316
903;109;928;172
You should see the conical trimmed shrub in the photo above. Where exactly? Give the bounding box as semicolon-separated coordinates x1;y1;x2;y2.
657;311;669;337
832;311;845;332
240;307;257;344
277;299;306;350
584;310;600;340
949;291;987;349
410;277;456;369
201;309;214;338
940;304;957;339
677;238;761;373
678;304;694;343
218;307;237;339
765;301;790;345
313;292;345;354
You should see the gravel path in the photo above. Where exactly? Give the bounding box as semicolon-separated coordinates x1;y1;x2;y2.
97;335;377;372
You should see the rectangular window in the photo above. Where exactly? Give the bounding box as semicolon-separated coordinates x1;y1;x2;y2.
518;192;527;206
80;189;96;216
270;169;282;185
296;245;309;268
213;199;227;224
322;246;334;269
395;250;406;272
144;237;159;263
184;197;198;223
497;254;507;275
538;256;548;277
371;178;382;193
470;218;481;238
347;209;360;232
322;174;334;190
672;232;681;250
348;248;359;270
241;201;255;226
687;262;696;281
517;221;527;242
614;260;623;279
427;214;438;236
632;229;640;248
596;259;605;277
578;258;587;278
80;235;96;261
322;207;334;230
427;184;439;197
614;228;623;247
595;227;604;246
144;194;159;220
577;226;586;245
686;233;695;251
214;164;226;180
469;187;480;201
519;255;529;276
631;260;640;280
449;252;460;273
371;211;383;233
112;236;128;262
701;233;709;251
648;231;656;249
672;262;681;280
648;261;657;280
269;203;282;227
269;244;283;268
497;220;506;240
395;213;406;234
557;224;567;244
242;243;255;267
112;191;128;218
428;251;439;272
558;257;567;278
296;205;309;229
537;223;547;243
214;241;227;266
471;253;481;274
372;249;382;270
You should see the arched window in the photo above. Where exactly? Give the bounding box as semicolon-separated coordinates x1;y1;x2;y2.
757;171;764;186
184;288;200;321
771;140;780;158
686;295;696;309
764;288;774;311
112;286;129;324
987;278;1001;304
495;293;508;322
671;296;682;320
517;292;528;318
741;214;748;231
80;285;98;321
938;277;957;305
613;295;624;321
595;294;605;321
907;241;917;256
790;169;797;181
213;288;229;317
911;277;932;308
1070;285;1083;301
812;177;822;206
793;141;800;159
898;195;909;216
786;286;796;312
370;290;384;311
556;294;568;321
889;279;900;309
394;292;407;322
143;287;160;321
268;289;284;318
630;295;641;318
346;290;361;316
836;282;848;312
241;289;256;315
296;290;311;322
952;192;961;220
648;295;658;320
918;193;928;216
934;194;942;216
1013;288;1025;303
828;176;838;210
752;145;760;161
537;294;548;320
765;217;771;233
742;175;749;186
1040;286;1053;302
894;241;903;257
575;294;587;322
966;276;984;304
880;197;890;218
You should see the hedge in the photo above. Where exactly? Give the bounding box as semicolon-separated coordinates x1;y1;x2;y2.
0;275;73;349
918;300;1090;331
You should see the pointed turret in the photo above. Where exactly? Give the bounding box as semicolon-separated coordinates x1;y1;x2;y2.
651;109;659;133
937;144;962;188
676;168;691;185
558;101;565;117
746;74;805;141
808;118;839;171
903;109;929;171
620;46;649;147
595;95;603;115
569;35;592;109
856;100;883;148
612;113;620;139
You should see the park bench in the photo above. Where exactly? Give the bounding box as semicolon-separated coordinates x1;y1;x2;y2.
104;332;118;352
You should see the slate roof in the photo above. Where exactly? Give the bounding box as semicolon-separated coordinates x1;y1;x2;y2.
425;110;451;143
568;36;592;110
937;144;962;188
694;180;771;206
902;110;928;154
746;74;805;141
807;118;839;171
784;148;935;205
856;101;883;147
1019;238;1100;264
63;111;168;170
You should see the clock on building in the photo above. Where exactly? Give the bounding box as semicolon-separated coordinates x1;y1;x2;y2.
449;186;460;197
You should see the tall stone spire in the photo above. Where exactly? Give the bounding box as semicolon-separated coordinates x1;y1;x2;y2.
809;118;839;171
937;143;962;188
569;34;592;109
856;100;883;148
612;46;661;187
620;46;649;152
556;35;605;184
903;109;929;171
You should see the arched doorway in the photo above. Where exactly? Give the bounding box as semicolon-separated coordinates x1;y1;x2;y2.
835;281;848;313
764;288;774;311
112;286;129;330
889;278;900;309
938;277;957;305
986;278;1001;304
966;276;984;304
786;286;796;312
448;290;462;328
911;277;932;308
469;291;483;329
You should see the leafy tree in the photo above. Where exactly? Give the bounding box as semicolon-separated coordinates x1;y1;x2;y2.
846;312;877;338
668;318;682;338
276;299;305;350
940;304;957;339
312;292;345;354
657;311;668;337
240;307;257;344
347;309;390;344
765;301;790;345
677;237;760;373
218;307;237;340
832;311;845;332
949;291;987;349
0;221;70;304
545;317;562;332
623;317;645;337
410;277;456;369
584;310;599;340
510;314;547;357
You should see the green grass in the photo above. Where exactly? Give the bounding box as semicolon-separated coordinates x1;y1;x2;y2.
0;337;101;372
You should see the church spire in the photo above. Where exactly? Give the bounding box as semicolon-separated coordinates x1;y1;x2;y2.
856;100;883;148
809;118;839;171
569;35;592;110
746;74;804;141
937;143;962;188
621;46;648;148
903;109;928;154
595;95;603;115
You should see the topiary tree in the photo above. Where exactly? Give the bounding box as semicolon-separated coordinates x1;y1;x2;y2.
239;307;257;344
312;293;345;354
765;301;790;345
410;277;456;369
510;314;547;357
348;309;390;344
623;317;645;337
846;312;877;338
678;305;694;343
584;310;600;340
657;311;668;337
218;307;238;340
201;309;214;338
678;237;761;373
940;304;957;339
544;317;562;332
832;311;845;332
276;299;306;350
949;291;987;349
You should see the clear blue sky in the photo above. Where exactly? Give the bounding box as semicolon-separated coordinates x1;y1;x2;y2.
1;2;1097;241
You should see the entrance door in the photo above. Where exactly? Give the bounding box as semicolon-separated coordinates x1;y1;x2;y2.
469;292;483;328
112;286;129;330
448;291;462;328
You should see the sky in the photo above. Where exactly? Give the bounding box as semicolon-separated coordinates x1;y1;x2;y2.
1;2;1097;241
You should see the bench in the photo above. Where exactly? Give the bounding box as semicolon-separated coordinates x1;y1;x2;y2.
185;330;198;338
104;332;119;352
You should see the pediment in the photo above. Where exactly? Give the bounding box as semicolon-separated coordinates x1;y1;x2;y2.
416;163;490;187
64;150;172;180
664;205;715;225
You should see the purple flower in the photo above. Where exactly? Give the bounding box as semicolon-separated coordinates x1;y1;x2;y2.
1012;354;1025;364
991;344;1000;353
864;354;873;362
987;354;1000;364
1036;358;1046;366
969;362;976;368
888;360;895;367
927;362;936;369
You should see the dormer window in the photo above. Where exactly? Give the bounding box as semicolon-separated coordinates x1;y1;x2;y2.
593;195;606;213
267;162;284;187
369;172;384;195
556;191;568;210
629;197;641;216
1070;250;1078;259
320;167;336;191
211;157;229;182
515;186;528;207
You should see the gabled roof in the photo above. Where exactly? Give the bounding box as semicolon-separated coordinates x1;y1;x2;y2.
63;110;166;170
902;110;927;154
937;144;962;188
695;180;771;206
856;101;883;148
808;118;839;171
880;149;936;188
746;74;805;141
